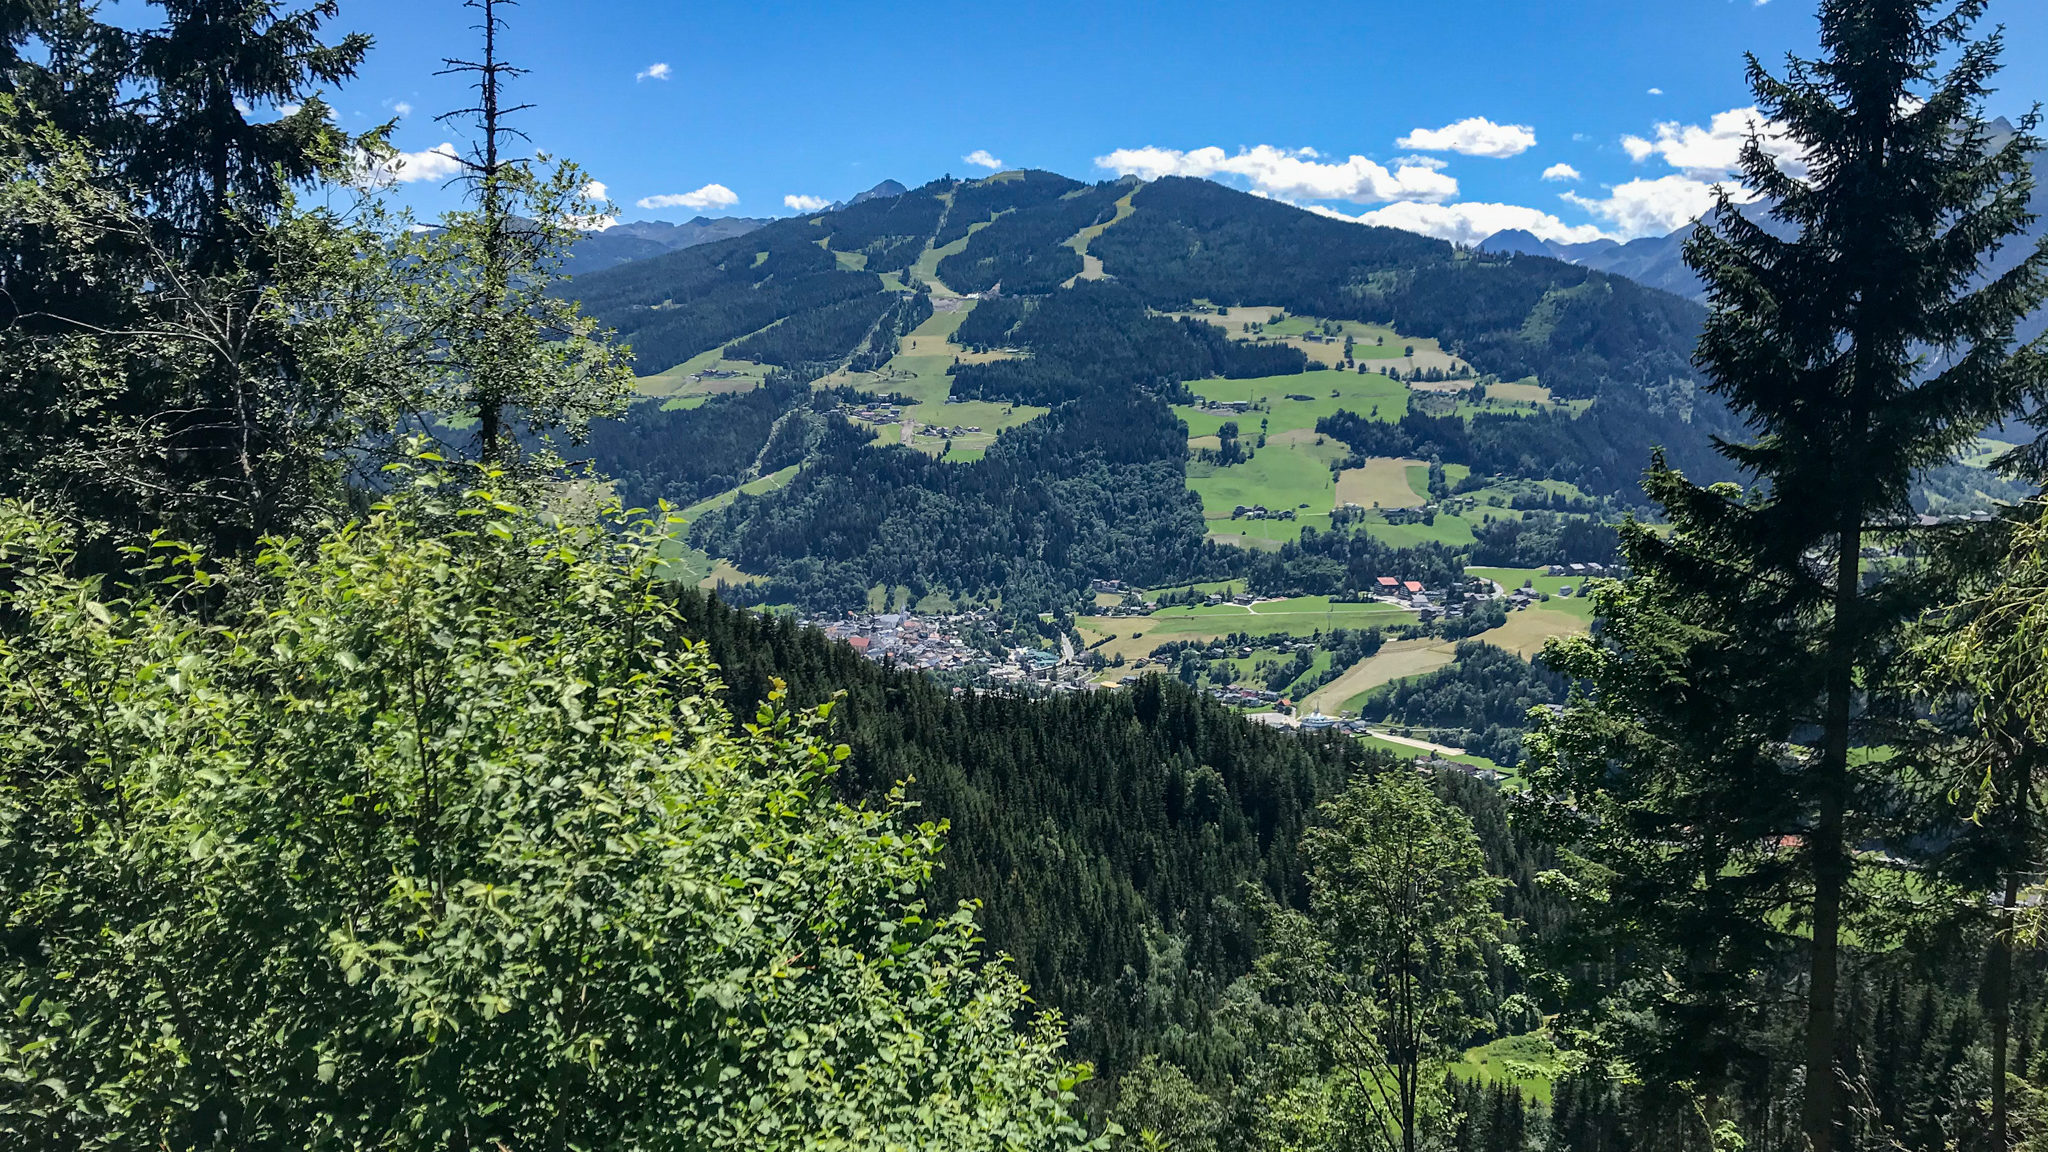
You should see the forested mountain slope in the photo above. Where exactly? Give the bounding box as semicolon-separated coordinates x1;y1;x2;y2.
564;170;1745;617
671;589;1566;1087
1092;177;1708;401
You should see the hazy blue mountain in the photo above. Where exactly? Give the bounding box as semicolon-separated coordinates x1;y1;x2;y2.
566;216;772;274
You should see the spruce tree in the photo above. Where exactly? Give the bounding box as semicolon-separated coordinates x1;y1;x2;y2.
1525;3;2047;1149
1906;506;2048;1149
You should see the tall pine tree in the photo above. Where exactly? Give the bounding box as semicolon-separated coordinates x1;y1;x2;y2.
1525;3;2047;1149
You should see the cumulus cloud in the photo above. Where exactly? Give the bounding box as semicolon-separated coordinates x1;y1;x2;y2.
1620;106;1805;179
1326;200;1612;247
361;142;465;185
784;193;831;212
963;149;1003;170
1562;174;1753;239
636;62;671;82
1396;117;1537;159
568;181;617;231
1647;87;1665;96
637;183;739;211
1541;163;1582;183
393;100;413;117
1094;144;1456;204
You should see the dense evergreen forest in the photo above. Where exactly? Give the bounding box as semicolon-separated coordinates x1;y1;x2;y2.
935;181;1124;294
690;387;1213;614
566;218;882;372
948;282;1307;406
578;378;821;510
808;179;950;272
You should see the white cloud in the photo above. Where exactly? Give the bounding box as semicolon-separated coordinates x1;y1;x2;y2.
636;183;739;211
1621;106;1805;179
393;100;413;117
1562;174;1754;239
568;181;617;231
1094;144;1457;204
279;103;303;117
636;62;671;82
362;142;465;185
1396;117;1537;158
784;193;831;212
1328;200;1612;247
1541;163;1582;183
1647;87;1665;96
963;149;1003;170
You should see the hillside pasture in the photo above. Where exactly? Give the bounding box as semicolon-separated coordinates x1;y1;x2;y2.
1356;510;1478;549
1185;433;1348;535
635;345;774;398
1076;596;1412;663
818;298;1019;405
1168;309;1469;374
1485;378;1552;404
1305;637;1461;715
1334;456;1429;509
1176;370;1410;439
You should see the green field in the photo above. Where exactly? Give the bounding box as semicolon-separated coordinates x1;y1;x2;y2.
635;344;775;398
1175;371;1410;546
1208;648;1338;695
1357;510;1478;548
1334;457;1429;508
1354;734;1507;776
1185;433;1349;538
1452;1032;1566;1103
1076;596;1412;663
1175;370;1411;438
816;301;1044;455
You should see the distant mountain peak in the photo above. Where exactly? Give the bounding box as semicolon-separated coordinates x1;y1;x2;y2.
847;179;908;206
1476;229;1559;259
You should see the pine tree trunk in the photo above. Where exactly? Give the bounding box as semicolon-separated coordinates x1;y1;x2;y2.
1990;871;2021;1151
1803;512;1861;1152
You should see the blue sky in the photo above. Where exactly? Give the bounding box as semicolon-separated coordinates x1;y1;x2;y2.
317;0;2048;244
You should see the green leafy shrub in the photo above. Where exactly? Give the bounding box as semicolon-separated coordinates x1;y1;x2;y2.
0;480;1097;1151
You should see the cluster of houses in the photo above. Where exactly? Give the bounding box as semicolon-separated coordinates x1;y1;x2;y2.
914;424;983;437
1544;562;1617;577
1196;399;1254;415
1231;504;1298;521
840;401;902;423
811;611;993;675
988;646;1096;691
1199;591;1262;607
1207;684;1290;709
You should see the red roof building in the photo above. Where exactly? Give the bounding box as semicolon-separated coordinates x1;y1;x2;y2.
1403;581;1424;593
1377;576;1399;588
